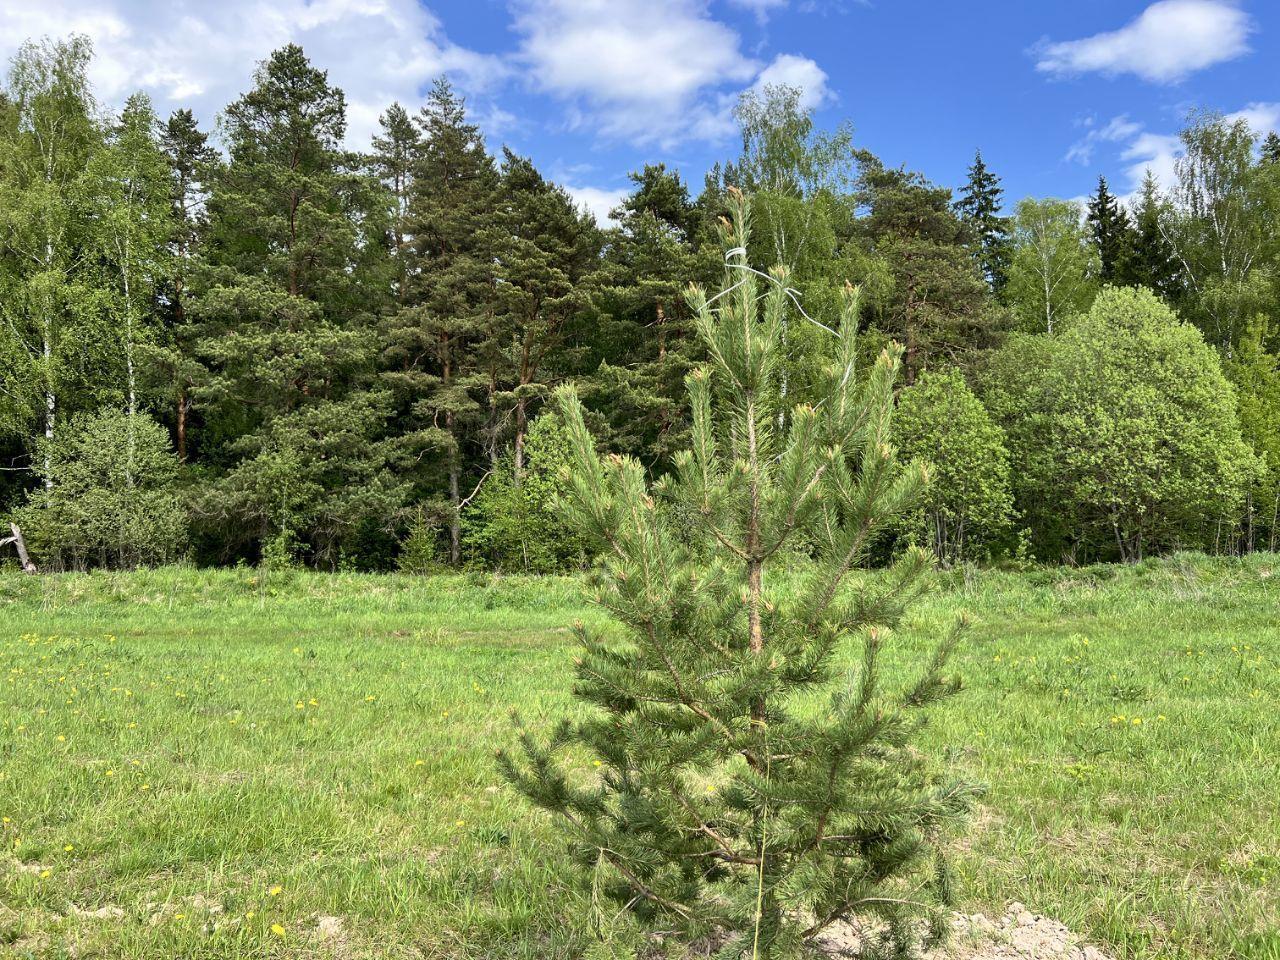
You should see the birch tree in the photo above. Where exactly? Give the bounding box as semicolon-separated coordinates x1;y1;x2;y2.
87;92;172;475
1005;197;1097;335
0;36;104;486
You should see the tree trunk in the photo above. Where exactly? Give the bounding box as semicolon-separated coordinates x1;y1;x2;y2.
513;396;527;489
177;390;188;461
448;462;461;567
42;235;55;490
2;524;38;574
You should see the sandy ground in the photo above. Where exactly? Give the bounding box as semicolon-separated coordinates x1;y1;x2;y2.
816;902;1113;960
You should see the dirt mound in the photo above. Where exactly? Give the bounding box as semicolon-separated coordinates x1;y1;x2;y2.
818;902;1112;959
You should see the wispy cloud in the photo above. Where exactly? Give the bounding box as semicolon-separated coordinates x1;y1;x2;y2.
1065;115;1143;165
726;0;789;25
1067;102;1280;204
1036;0;1253;84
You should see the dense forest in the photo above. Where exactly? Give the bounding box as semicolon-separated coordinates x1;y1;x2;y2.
2;36;1278;572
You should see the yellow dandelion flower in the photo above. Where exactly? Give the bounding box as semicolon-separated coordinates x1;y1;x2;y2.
105;770;114;777
39;869;50;878
246;910;255;919
64;844;74;852
271;924;286;937
175;913;186;921
268;885;282;896
455;819;466;827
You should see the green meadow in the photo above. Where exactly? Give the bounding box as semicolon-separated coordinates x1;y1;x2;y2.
0;555;1277;959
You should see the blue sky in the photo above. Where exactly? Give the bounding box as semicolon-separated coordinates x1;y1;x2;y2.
2;0;1275;219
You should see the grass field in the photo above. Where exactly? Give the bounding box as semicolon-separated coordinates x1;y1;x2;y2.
0;555;1277;959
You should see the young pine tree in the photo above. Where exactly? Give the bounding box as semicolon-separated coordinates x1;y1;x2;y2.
500;192;976;959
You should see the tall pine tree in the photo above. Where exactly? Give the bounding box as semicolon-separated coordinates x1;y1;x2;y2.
857;157;991;383
585;163;700;470
194;44;401;565
489;149;599;481
153;108;217;461
370;102;420;305
382;78;498;565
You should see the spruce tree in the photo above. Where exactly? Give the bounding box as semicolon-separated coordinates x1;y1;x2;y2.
1128;171;1180;301
501;191;976;958
1260;131;1280;167
1086;175;1135;285
954;150;1011;293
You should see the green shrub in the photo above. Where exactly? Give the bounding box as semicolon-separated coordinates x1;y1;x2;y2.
14;409;187;569
462;413;595;573
894;368;1014;563
984;286;1260;562
397;510;441;574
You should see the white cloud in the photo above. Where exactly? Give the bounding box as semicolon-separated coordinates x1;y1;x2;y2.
726;0;788;23
1228;101;1280;137
511;0;761;146
1118;131;1184;196
751;53;831;111
1069;102;1280;205
1065;114;1143;164
0;0;505;147
1036;0;1253;84
563;184;629;224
